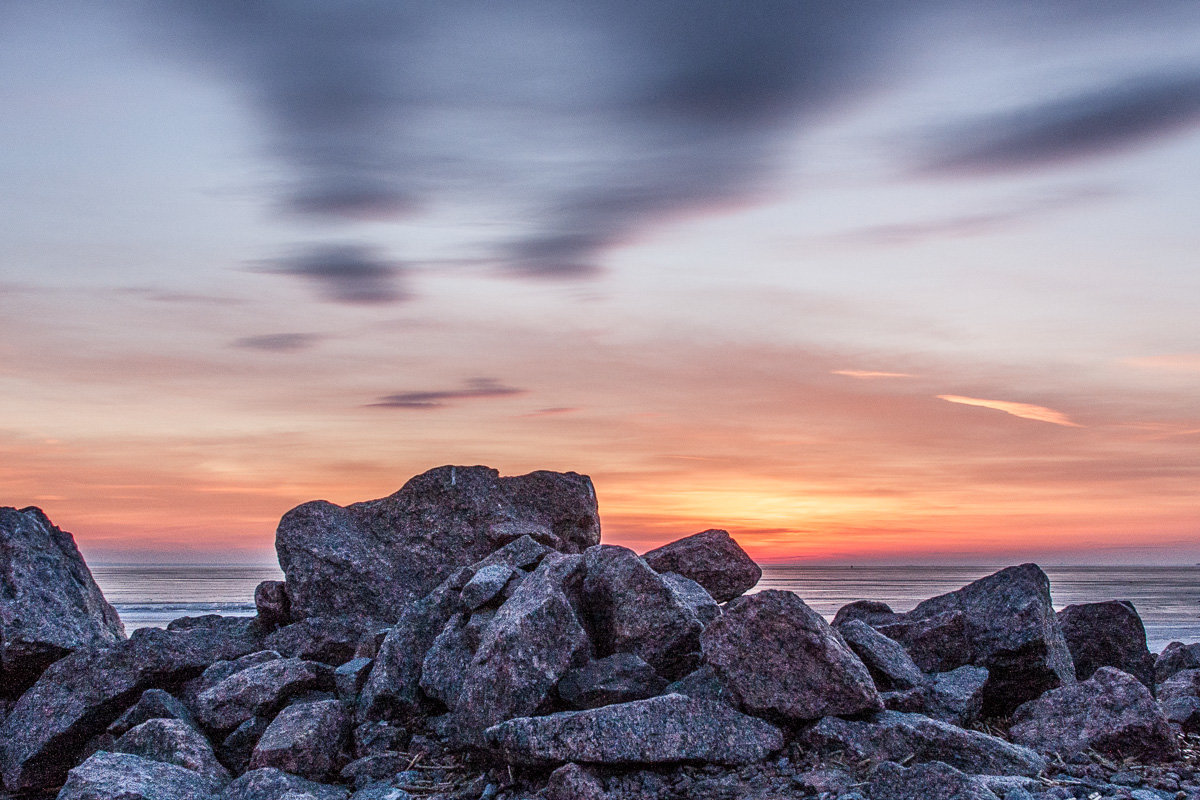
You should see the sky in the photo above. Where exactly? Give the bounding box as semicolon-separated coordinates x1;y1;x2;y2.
2;1;1198;566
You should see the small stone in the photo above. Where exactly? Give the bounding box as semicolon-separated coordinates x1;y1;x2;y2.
335;658;374;701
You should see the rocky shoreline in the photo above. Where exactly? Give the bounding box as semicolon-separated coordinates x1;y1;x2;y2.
3;465;1200;800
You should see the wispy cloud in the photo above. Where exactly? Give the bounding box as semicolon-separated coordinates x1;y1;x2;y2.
1124;354;1200;373
937;395;1083;427
265;244;407;304
520;407;579;418
833;369;913;379
369;378;524;409
232;333;321;353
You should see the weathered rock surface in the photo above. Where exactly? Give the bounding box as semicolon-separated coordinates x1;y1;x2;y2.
832;599;895;628
1156;641;1200;684
113;717;231;787
486;694;782;765
581;545;704;680
1057;600;1155;688
836;618;927;691
802;711;1047;776
334;657;373;701
1009;666;1179;761
219;716;270;776
276;466;600;621
1158;667;1200;732
193;658;334;735
249;699;349;781
254;581;290;628
541;763;605;800
0;623;265;792
453;553;590;742
927;665;989;726
874;564;1075;716
659;572;721;626
868;761;1000;800
184;651;282;711
107;688;197;736
700;590;881;722
221;767;349;800
640;529;761;603
459;564;515;610
419;613;477;707
265;617;364;665
557;653;667;710
59;751;219;800
663;665;730;705
0;506;125;698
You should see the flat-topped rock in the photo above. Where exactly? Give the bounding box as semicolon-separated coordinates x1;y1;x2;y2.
0;506;125;698
276;466;600;622
641;529;761;603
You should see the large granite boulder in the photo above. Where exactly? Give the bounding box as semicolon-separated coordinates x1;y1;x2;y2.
0;506;125;697
276;466;600;621
868;761;1000;800
193;658;334;735
249;699;349;781
58;751;218;800
486;694;782;765
581;545;705;680
801;710;1046;776
0;623;265;793
640;529;761;603
1009;666;1178;761
221;767;349;800
1057;600;1155;689
836;619;927;692
113;718;231;788
1158;668;1200;732
873;564;1075;716
1156;641;1200;684
700;590;881;723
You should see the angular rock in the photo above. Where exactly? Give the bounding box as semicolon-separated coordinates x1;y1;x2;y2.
221;768;349;800
875;564;1075;716
220;716;270;776
700;590;881;722
340;752;409;789
557;653;667;710
927;665;989;726
801;710;1046;776
113;718;231;787
193;658;334;735
581;545;704;680
250;699;349;782
276;466;600;621
486;693;782;765
334;658;373;702
1156;641;1200;684
1158;667;1200;732
108;688;197;737
352;721;406;757
265;617;364;665
184;651;283;711
831;599;896;628
659;572;720;626
58;751;218;800
460;564;515;610
663;665;730;705
255;580;290;627
541;763;605;800
641;529;761;603
453;552;591;743
419;613;477;707
1057;600;1155;689
0;623;265;793
1009;666;1178;761
0;506;125;698
836;619;927;692
868;761;1000;800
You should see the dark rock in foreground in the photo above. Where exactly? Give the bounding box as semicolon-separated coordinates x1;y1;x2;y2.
249;698;349;781
276;466;600;622
1009;666;1179;761
0;506;125;698
1057;600;1155;689
836;618;927;692
486;694;782;765
1157;640;1200;684
868;761;1000;800
107;688;197;737
221;767;349;800
557;652;667;710
59;751;218;800
112;717;231;787
192;657;334;735
1158;667;1200;732
641;529;761;603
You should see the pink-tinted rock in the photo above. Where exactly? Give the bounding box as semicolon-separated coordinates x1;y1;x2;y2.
249;699;349;781
1057;600;1155;689
641;529;761;603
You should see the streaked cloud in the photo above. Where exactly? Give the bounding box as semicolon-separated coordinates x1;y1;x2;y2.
232;333;321;353
937;395;1083;427
369;378;524;409
266;244;407;304
832;369;913;379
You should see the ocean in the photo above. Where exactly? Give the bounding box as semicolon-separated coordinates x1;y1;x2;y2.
91;564;1200;653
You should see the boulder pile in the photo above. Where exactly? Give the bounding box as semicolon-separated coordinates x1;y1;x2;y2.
2;466;1198;800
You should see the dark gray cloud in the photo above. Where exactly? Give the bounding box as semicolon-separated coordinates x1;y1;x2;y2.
369;378;524;409
923;71;1200;175
232;333;321;353
267;244;406;304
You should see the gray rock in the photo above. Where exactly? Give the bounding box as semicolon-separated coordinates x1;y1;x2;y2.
1057;601;1155;689
700;590;881;723
348;787;412;800
460;564;515;610
334;658;373;702
557;653;667;710
801;710;1047;776
927;665;989;726
1156;641;1200;684
255;581;290;628
0;623;265;793
836;619;927;691
874;564;1075;716
1158;667;1200;732
831;599;896;628
454;553;591;744
659;572;720;626
220;716;270;776
59;751;218;800
220;768;349;800
352;721;406;757
540;763;605;800
249;699;349;782
486;693;782;765
868;761;1000;800
419;613;477;707
640;529;761;603
663;664;729;704
265;617;365;665
108;688;197;736
193;658;334;735
0;506;125;698
1009;666;1179;761
339;752;409;789
470;534;555;572
113;718;231;787
581;545;704;680
185;651;283;711
275;466;600;621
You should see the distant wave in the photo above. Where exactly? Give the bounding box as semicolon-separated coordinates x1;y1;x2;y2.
114;602;256;615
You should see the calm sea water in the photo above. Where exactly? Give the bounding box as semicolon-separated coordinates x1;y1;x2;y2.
91;564;1200;653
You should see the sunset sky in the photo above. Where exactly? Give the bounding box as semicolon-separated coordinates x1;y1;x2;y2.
2;2;1198;565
